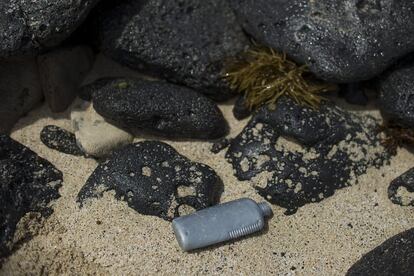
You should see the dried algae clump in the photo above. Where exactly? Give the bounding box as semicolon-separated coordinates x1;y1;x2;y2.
223;46;336;110
379;123;414;154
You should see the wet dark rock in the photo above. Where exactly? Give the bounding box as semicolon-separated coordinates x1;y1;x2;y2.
0;135;62;258
226;97;390;214
339;83;369;106
90;78;228;140
95;0;248;101
233;96;252;120
347;228;414;276
0;57;43;134
0;0;99;57
379;62;414;128
38;46;95;112
77;141;222;221
229;0;414;83
211;138;231;154
40;125;83;156
388;168;414;207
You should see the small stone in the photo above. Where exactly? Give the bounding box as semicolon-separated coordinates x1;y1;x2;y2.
211;138;231;154
77;141;222;221
229;0;414;82
0;135;62;258
71;100;134;158
40;125;83;156
89;78;228;139
347;228;414;275
0;57;43;133
226;97;390;214
94;0;248;100
233;96;252;120
379;61;414;128
0;0;99;57
388;167;414;207
38;46;95;112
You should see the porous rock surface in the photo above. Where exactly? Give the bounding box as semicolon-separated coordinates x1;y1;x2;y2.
95;0;248;100
0;0;99;57
226;97;390;214
77;141;222;221
229;0;414;83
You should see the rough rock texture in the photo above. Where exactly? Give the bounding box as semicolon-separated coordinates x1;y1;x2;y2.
226;97;390;214
77;141;222;221
90;78;228;139
40;125;83;156
347;228;414;275
388;167;414;207
95;0;248;100
0;135;62;258
38;46;95;112
71;100;134;158
379;62;414;128
229;0;414;83
0;57;43;133
0;0;100;57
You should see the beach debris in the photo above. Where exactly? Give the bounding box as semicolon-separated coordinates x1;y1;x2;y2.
379;123;414;155
172;198;272;251
223;45;335;110
77;141;222;221
0;135;62;258
40;125;84;156
90;78;228;139
347;228;414;275
388;167;414;206
226;96;391;214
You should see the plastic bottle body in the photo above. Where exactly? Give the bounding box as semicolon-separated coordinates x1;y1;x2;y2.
172;198;272;251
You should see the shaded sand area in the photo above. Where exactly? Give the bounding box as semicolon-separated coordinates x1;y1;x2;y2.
2;100;414;275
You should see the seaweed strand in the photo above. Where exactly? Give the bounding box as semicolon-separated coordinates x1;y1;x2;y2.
223;45;336;110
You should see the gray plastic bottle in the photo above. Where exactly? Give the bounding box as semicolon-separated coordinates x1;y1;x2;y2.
172;198;273;251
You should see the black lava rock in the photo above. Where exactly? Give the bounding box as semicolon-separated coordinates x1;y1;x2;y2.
0;0;99;57
95;0;248;101
211;138;231;154
379;62;414;128
40;125;83;156
388;168;414;207
347;228;414;275
0;135;62;258
77;141;222;221
226;97;390;214
90;78;228;140
229;0;414;83
233;96;252;120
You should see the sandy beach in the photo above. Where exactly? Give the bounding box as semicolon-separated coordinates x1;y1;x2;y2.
0;98;413;275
